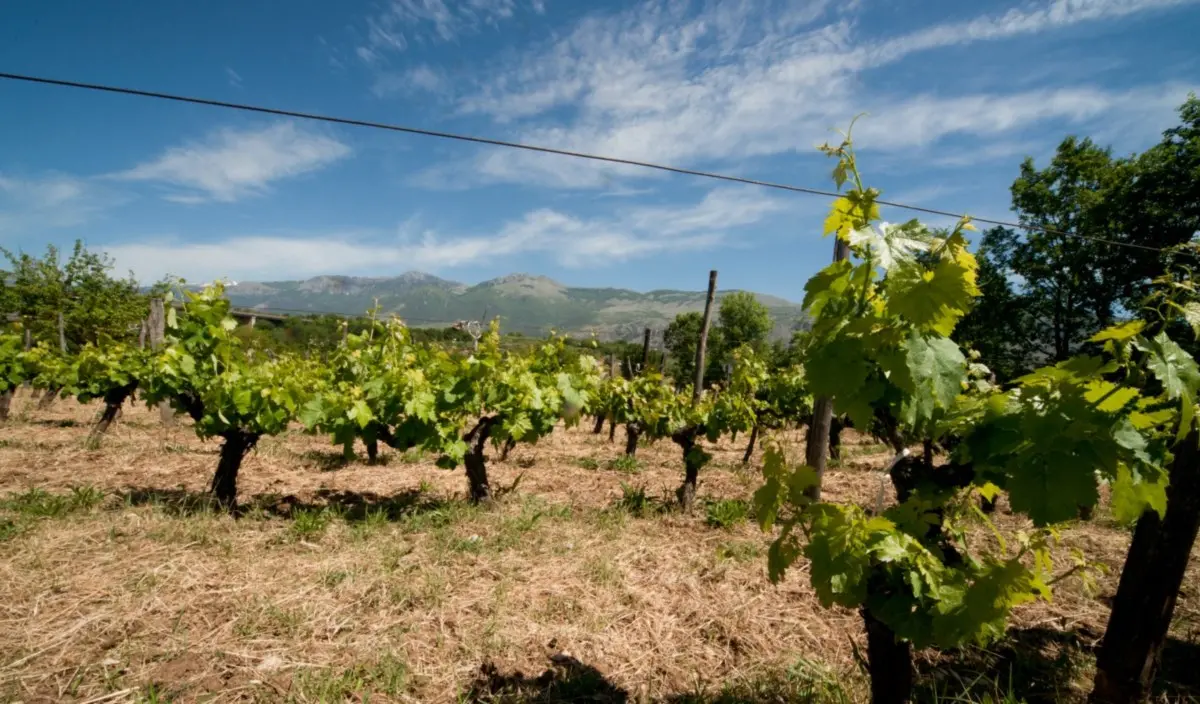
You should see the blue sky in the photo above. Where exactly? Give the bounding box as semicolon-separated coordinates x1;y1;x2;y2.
1;0;1198;301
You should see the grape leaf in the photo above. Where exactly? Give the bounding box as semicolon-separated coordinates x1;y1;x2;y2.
902;332;966;427
1110;464;1168;525
887;256;979;335
1138;332;1200;401
1006;453;1099;526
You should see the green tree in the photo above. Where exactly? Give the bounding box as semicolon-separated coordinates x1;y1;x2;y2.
959;95;1200;374
952;228;1039;381
718;291;772;352
0;240;151;350
664;311;723;386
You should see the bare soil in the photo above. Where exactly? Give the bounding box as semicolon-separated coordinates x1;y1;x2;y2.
1;390;1197;703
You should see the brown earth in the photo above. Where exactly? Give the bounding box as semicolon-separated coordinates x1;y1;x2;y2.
0;389;1197;703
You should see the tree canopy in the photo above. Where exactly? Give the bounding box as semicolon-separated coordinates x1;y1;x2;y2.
1;240;153;350
955;94;1200;379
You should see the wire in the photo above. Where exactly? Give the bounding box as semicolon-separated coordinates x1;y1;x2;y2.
0;70;1171;254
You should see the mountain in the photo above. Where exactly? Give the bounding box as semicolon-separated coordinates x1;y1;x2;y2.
223;271;808;341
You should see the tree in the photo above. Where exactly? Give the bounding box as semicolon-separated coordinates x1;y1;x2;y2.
664;312;723;387
1009;136;1125;361
962;95;1200;373
952;228;1040;381
0;241;150;351
716;291;772;359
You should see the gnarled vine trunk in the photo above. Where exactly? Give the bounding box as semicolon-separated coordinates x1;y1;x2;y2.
608;416;617;442
829;415;846;460
37;386;61;410
212;431;258;512
862;606;913;704
464;417;498;503
742;425;759;465
624;423;641;457
1090;428;1200;704
500;437;517;462
0;390;12;422
592;414;606;434
88;383;137;446
672;427;705;511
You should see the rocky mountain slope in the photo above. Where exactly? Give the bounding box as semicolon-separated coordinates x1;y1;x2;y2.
223;272;808;341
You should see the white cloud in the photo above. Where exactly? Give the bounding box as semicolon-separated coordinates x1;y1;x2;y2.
431;0;1197;187
0;173;124;236
102;186;783;282
371;64;445;96
225;67;243;88
356;0;543;64
854;83;1194;150
115;122;350;203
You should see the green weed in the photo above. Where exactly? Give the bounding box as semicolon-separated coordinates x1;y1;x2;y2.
716;540;762;562
576;457;601;470
705;499;749;529
616;483;653;517
606;455;642;474
289;507;332;541
290;653;408;701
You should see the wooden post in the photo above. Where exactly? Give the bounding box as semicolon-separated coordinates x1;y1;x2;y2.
23;327;31;351
57;310;67;354
641;327;652;374
692;270;717;405
804;237;851;501
661;329;670;377
148;298;174;426
138;321;147;349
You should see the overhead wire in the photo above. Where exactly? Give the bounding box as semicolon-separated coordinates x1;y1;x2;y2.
0;70;1173;254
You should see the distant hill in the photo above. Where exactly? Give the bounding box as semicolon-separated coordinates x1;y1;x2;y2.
222;271;809;341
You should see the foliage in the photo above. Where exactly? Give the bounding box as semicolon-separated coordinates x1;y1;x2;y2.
430;321;603;465
756;364;812;430
664;311;719;386
754;127;1059;673
0;240;156;351
299;312;441;459
715;290;773;369
0;332;27;394
66;342;149;406
956;95;1200;376
20;343;73;394
143;283;309;439
754;126;1190;703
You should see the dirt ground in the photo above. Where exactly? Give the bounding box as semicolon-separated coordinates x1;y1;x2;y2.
1;389;1198;703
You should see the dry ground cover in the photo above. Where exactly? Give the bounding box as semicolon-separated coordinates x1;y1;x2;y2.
1;390;1198;703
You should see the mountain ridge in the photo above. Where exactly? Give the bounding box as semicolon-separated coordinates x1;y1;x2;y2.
222;271;808;341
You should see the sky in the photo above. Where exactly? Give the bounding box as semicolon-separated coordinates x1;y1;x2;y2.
1;0;1198;301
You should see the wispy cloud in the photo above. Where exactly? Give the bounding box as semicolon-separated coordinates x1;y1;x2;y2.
114;122;350;203
356;0;546;64
371;64;445;97
0;173;124;237
102;186;784;282
429;0;1197;188
225;67;243;88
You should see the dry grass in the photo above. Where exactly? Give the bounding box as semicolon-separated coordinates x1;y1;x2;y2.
0;389;1197;703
